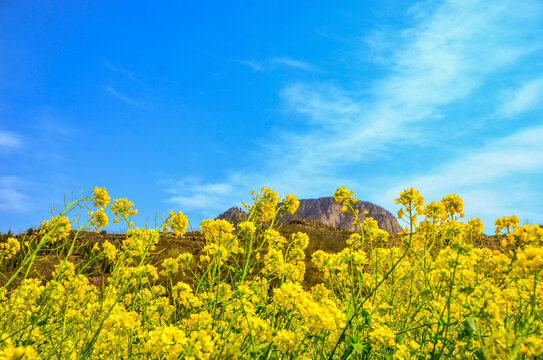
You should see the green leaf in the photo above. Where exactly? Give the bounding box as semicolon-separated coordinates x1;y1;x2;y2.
467;317;479;332
352;342;365;354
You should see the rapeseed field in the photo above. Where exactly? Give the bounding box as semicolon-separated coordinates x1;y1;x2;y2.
0;186;541;359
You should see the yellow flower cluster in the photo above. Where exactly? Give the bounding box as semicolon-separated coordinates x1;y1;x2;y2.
123;227;160;258
361;217;389;244
0;338;36;360
494;215;520;235
503;223;543;249
513;244;543;274
51;260;76;279
200;219;240;265
240;315;272;342
467;217;484;235
237;220;256;234
88;207;109;231
172;282;202;308
283;193;300;214
312;246;369;287
110;197;137;216
395;187;424;225
346;233;362;249
200;218;234;242
262;230;308;282
38;215;72;243
273;282;346;333
421;200;446;221
334;185;358;212
334;185;355;204
244;187;279;223
92;186;111;207
142;326;214;360
441;193;465;219
161;257;180;275
102;240;118;262
0;237;20;260
164;210;189;236
1;185;543;360
369;325;396;350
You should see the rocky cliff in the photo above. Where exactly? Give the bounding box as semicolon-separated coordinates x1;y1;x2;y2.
216;196;401;234
215;206;248;226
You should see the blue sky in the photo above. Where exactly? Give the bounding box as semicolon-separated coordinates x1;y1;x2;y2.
1;0;543;234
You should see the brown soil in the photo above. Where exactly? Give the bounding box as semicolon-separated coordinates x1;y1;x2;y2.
1;220;504;291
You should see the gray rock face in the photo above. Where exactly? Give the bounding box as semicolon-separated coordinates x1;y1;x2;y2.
216;197;401;234
278;197;401;234
215;207;247;227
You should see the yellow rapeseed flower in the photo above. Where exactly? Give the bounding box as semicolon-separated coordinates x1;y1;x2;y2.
441;193;464;218
369;325;396;349
39;215;72;243
283;194;300;214
160;257;180;276
200;219;235;242
247;187;279;222
0;340;37;360
165;210;189;237
334;186;355;206
494;215;520;235
0;237;20;260
102;240;118;262
110;197;138;224
238;221;256;234
88;207;108;231
92;187;111;207
395;187;424;223
467;218;484;235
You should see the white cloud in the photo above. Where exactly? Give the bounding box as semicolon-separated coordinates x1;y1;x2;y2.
0;176;30;213
272;0;543;175
230;59;264;71
167;193;223;212
231;57;317;72
103;61;140;81
270;57;318;71
374;125;543;228
103;85;140;105
164;0;543;227
103;60;174;84
499;78;543;117
0;130;22;151
280;83;359;127
163;176;242;214
0;176;20;188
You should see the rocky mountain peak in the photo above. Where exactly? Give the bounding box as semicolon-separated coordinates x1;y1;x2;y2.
216;196;401;234
215;206;248;226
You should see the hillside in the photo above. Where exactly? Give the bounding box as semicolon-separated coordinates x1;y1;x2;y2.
0;218;504;291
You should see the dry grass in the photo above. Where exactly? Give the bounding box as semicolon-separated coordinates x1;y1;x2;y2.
1;220;503;291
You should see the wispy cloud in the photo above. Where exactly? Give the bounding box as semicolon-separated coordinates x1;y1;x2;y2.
229;59;264;71
499;78;543;117
103;61;174;84
162;176;241;215
103;61;141;81
0;130;22;151
33;111;76;136
231;57;318;72
270;57;319;71
378;125;543;195
374;125;543;227
271;0;543;171
0;176;30;213
164;0;543;228
103;85;140;106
